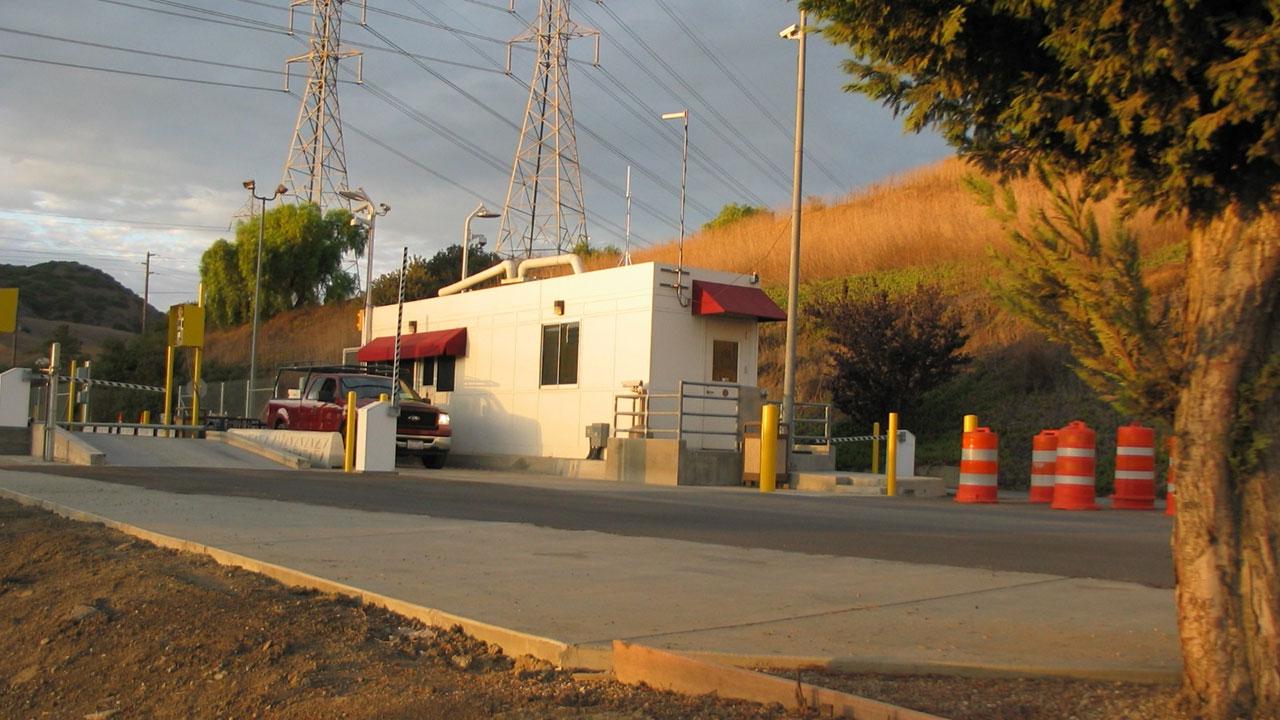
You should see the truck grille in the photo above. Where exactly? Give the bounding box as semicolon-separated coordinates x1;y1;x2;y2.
400;410;439;430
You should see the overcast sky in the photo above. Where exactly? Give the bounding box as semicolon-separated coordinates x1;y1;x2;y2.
0;0;951;307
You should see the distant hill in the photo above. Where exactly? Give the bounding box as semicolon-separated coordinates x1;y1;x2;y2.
0;261;163;332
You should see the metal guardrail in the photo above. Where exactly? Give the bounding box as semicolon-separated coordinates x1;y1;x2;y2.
63;421;206;437
614;380;744;448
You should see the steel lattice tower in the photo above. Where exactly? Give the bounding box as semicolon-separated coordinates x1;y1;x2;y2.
279;0;362;212
497;0;600;258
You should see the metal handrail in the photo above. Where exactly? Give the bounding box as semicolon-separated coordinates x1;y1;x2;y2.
614;381;744;448
792;401;833;446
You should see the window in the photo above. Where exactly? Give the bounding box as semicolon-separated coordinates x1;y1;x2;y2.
540;322;579;386
712;340;739;383
436;355;456;392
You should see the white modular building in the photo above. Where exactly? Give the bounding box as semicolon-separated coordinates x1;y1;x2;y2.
357;260;784;461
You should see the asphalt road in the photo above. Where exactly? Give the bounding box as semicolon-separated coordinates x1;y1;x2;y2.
9;464;1175;587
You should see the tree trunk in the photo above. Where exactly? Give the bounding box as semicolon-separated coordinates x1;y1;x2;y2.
1174;208;1280;719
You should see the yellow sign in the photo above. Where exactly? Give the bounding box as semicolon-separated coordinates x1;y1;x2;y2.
355;308;364;332
167;303;205;348
0;288;16;333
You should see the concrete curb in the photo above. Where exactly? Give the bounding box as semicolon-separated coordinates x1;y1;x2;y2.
613;641;946;720
0;484;1182;686
212;431;310;470
678;650;1181;685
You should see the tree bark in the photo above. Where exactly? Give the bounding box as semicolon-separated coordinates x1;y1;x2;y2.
1174;208;1280;719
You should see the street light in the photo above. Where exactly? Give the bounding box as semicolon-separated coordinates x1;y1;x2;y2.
780;11;807;449
462;203;501;281
661;109;689;301
338;187;390;346
243;179;288;418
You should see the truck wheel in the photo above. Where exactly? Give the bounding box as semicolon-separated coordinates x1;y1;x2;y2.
422;453;446;469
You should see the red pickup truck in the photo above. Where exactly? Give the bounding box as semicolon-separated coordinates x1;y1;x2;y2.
264;365;452;468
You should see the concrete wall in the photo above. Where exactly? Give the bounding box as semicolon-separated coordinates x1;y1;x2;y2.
0;368;31;427
606;437;743;486
369;262;766;460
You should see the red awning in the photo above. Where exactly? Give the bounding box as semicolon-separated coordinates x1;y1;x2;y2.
691;280;786;322
356;327;468;362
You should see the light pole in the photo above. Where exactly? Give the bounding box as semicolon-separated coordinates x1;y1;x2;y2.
462;203;501;281
780;11;807;445
338;187;390;346
661;110;690;282
242;179;287;418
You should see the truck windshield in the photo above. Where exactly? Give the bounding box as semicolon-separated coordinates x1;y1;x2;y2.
340;376;422;402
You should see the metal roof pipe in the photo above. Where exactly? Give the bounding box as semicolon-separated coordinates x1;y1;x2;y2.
516;254;585;281
437;259;518;296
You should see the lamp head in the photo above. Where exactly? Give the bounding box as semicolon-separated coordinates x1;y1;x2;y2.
661;110;688;121
243;179;255;191
274;184;288;197
338;187;371;204
473;203;501;219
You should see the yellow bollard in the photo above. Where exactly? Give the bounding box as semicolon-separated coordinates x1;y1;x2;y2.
66;360;77;424
886;412;899;497
871;421;881;474
191;283;204;427
963;414;979;433
162;345;175;426
760;404;779;493
141;410;151;425
343;390;357;472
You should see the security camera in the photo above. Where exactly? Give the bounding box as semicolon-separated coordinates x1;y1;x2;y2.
379;202;391;213
780;23;800;39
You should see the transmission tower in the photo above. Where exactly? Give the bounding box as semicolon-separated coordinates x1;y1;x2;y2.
497;0;600;258
279;0;363;212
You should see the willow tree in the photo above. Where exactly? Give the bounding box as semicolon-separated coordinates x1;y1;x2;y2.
200;203;365;327
798;1;1280;716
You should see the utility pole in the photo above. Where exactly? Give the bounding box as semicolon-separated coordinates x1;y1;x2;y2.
781;10;807;446
140;251;154;334
497;0;600;258
280;0;363;212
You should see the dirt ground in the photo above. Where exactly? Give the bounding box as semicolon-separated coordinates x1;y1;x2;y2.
0;496;1186;719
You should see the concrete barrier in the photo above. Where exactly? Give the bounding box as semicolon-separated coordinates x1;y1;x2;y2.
30;423;105;466
228;429;343;469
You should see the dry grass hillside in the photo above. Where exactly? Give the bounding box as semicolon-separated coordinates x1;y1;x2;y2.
201;301;360;377
624;157;1186;289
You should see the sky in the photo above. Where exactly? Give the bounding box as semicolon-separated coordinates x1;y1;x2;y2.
0;0;952;308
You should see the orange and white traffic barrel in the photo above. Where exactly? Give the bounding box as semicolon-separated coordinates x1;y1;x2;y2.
956;427;999;503
1052;421;1099;510
1112;422;1156;510
1029;430;1057;504
1165;437;1177;516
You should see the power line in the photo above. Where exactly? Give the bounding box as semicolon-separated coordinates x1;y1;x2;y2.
97;0;286;35
0;25;356;84
0;51;283;92
0;208;227;231
580;2;793;192
650;0;849;190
